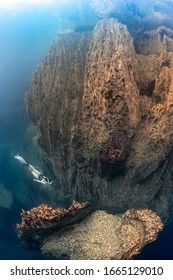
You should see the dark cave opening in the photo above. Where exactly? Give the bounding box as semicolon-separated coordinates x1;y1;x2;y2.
139;79;156;97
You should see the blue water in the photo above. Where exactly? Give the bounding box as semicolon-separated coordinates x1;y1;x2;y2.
0;3;59;260
136;225;173;260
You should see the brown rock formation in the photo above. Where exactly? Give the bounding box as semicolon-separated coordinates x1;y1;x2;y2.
122;209;164;259
41;208;163;260
15;201;92;248
26;18;173;222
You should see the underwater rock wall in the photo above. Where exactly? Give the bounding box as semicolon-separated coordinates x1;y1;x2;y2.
26;2;173;223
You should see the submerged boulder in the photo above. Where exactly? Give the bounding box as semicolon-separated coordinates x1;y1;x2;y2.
41;208;163;260
15;202;163;260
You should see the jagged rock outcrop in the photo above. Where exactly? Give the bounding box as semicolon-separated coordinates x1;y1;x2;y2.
26;17;173;222
15;201;92;248
15;202;163;259
41;208;163;260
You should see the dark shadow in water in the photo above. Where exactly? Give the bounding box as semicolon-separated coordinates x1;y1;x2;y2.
136;223;173;259
0;206;44;260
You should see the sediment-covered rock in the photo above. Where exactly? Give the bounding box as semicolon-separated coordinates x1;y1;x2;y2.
26;17;173;222
15;201;92;248
16;202;163;259
41;208;163;260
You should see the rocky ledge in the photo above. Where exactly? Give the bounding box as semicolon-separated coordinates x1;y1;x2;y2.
15;203;163;259
15;201;92;248
42;208;162;260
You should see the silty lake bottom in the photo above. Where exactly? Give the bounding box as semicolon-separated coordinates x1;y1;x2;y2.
1;0;173;260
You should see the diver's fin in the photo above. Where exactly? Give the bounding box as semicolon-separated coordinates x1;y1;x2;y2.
14;155;28;166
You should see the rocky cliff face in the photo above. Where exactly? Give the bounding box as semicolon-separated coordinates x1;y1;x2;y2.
26;3;173;224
